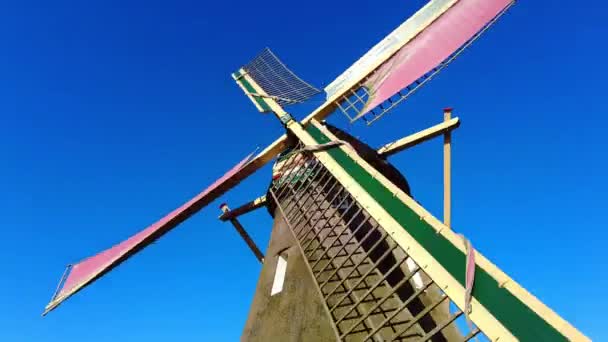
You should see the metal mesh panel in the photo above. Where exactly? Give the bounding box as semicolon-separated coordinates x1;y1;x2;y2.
243;48;321;106
268;145;488;341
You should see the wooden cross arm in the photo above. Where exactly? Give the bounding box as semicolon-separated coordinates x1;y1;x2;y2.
219;195;267;221
377;117;460;157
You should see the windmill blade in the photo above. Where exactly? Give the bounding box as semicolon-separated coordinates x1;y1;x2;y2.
352;0;515;123
301;0;514;125
44;152;259;315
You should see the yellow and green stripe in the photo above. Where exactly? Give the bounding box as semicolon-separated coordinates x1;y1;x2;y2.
232;70;271;112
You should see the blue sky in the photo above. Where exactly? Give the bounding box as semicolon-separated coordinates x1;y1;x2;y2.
1;0;606;340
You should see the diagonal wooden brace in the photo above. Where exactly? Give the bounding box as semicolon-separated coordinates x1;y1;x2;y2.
219;196;267;221
219;203;265;263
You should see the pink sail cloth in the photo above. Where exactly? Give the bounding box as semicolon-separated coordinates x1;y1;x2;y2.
460;234;477;333
44;153;253;315
362;0;513;114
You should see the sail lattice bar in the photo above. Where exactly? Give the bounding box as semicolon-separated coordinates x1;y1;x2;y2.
237;48;321;109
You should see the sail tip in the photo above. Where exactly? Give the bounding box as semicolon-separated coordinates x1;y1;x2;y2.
42;264;73;317
41;302;57;317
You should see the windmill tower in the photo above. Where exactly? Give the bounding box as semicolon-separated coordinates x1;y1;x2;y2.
44;0;590;341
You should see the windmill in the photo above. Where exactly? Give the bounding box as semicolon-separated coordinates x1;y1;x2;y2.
44;0;589;341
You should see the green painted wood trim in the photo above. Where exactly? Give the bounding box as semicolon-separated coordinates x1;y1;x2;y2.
305;123;566;341
233;70;271;112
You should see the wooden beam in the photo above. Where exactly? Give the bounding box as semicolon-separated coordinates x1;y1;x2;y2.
225;134;288;183
219;195;267;221
220;203;265;263
232;68;269;113
443;108;452;229
377;117;460;157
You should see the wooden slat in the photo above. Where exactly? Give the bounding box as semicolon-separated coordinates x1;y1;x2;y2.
377;117;460;157
220;203;265;263
219;195;267;221
443;109;452;228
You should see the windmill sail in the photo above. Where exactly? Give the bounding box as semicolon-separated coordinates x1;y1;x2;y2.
324;0;459;100
233;48;320;113
329;0;514;124
43;153;253;315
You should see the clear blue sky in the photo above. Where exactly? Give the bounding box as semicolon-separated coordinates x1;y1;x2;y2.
1;0;606;340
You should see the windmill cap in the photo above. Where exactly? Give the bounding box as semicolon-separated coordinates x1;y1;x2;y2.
443;107;453;112
219;203;228;209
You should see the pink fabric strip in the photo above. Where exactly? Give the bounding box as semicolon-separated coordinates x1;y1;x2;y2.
460;234;476;331
464;237;476;311
363;0;513;114
45;153;253;313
